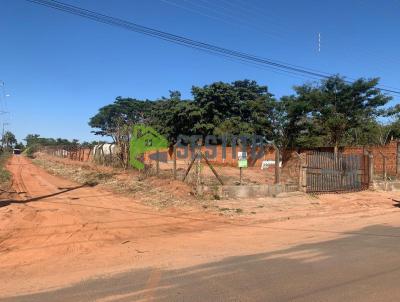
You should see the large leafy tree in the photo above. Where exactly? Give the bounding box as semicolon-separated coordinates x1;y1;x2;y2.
89;97;154;140
89;97;155;167
2;131;17;148
292;76;392;151
191;80;277;139
150;91;202;144
24;134;41;147
272;95;313;149
88;77;394;153
149;81;278;144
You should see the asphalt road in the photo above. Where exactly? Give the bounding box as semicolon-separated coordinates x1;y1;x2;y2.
2;224;400;302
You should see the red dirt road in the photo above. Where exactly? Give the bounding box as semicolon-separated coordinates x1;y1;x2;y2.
1;155;400;298
0;156;227;295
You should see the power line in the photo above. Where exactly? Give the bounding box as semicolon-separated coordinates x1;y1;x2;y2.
25;0;329;78
157;0;322;82
181;0;286;40
160;0;329;79
241;0;400;70
25;0;400;95
0;81;9;115
188;0;400;91
180;0;400;91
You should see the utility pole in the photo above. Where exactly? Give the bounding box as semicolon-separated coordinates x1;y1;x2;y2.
0;81;11;149
2;122;9;148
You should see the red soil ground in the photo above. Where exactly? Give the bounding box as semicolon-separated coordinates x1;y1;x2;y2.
1;155;399;297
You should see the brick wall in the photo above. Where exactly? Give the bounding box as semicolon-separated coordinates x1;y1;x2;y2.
144;141;399;178
342;141;398;177
295;141;399;177
144;145;277;167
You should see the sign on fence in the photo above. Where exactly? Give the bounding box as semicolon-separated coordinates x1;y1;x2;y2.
237;151;248;168
238;159;248;168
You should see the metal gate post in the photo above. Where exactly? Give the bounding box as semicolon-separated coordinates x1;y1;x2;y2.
300;159;307;192
368;152;374;187
294;152;306;192
173;145;177;180
397;142;400;175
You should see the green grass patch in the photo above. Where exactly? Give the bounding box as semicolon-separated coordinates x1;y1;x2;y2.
0;152;11;184
22;145;37;158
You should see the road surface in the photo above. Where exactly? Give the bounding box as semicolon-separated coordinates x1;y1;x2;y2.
1;155;400;301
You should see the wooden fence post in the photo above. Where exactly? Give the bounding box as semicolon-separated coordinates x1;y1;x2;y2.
397;142;400;175
173;145;177;180
183;152;198;182
379;151;387;181
274;146;280;184
383;156;387;181
293;152;304;192
201;152;224;185
156;149;160;175
368;152;374;186
87;148;92;162
108;144;113;165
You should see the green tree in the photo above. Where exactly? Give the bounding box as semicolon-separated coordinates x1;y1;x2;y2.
347;120;393;146
272;95;313;149
291;76;392;152
150;91;202;144
24;134;78;150
14;142;25;150
191;80;276;138
2;131;17;148
89;97;155;167
24;134;41;147
89;97;154;140
149;81;278;145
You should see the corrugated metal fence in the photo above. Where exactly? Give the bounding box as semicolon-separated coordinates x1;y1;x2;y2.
306;152;369;193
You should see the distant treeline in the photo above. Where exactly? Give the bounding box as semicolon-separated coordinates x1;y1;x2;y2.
23;134;105;149
0;132;108;159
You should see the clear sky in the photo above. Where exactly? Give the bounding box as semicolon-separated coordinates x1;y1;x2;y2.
1;0;399;142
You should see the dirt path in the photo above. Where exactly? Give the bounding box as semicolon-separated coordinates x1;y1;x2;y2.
1;155;400;298
0;156;227;295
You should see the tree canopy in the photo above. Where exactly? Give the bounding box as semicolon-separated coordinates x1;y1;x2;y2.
290;76;392;150
88;97;154;139
2;131;17;148
88;76;396;150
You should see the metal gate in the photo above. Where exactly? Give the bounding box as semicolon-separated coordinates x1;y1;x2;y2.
305;151;370;193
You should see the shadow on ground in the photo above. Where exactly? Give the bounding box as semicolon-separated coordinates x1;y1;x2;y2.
2;224;400;302
0;183;96;208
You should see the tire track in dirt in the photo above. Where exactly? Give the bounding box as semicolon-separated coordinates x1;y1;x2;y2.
0;155;226;277
8;157;31;200
0;156;230;296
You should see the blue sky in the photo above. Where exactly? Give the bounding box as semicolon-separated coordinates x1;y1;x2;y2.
1;0;399;142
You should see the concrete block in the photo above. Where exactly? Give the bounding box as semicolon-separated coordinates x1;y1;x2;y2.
216;183;299;199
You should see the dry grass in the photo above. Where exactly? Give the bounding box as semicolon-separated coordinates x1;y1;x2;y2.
0;152;11;189
32;156;201;209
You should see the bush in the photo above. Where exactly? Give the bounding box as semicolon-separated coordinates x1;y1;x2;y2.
23;144;38;158
0;152;11;184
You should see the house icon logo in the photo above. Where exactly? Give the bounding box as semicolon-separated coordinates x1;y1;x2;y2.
130;124;169;169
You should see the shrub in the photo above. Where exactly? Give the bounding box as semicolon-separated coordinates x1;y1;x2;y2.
23;144;38;158
0;152;11;184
